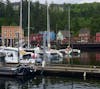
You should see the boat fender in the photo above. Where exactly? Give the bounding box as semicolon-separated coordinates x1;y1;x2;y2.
32;53;35;58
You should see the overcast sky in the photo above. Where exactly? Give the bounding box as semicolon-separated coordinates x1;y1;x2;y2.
4;0;100;4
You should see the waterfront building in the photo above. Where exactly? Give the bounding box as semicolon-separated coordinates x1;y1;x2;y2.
79;28;90;43
1;26;24;47
96;32;100;43
57;30;70;44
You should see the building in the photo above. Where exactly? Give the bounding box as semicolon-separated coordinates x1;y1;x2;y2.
1;26;24;47
79;28;90;43
96;32;100;43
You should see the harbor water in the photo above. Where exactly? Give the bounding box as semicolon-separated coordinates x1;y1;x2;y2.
0;51;100;89
50;51;100;66
0;76;100;89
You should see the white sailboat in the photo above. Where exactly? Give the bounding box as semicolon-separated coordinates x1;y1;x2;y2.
33;1;63;62
21;1;63;63
0;46;37;64
0;46;19;63
59;5;81;57
45;1;63;60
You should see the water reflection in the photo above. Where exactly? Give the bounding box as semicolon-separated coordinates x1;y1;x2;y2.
0;76;34;89
64;51;100;66
0;76;100;89
0;51;100;66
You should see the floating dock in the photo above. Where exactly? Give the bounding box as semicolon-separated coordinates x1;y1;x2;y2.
36;64;100;78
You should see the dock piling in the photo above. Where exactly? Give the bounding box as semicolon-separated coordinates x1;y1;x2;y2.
83;72;86;80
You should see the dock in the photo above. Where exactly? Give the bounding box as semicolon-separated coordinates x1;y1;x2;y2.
57;43;100;51
0;64;35;76
0;63;100;78
36;64;100;78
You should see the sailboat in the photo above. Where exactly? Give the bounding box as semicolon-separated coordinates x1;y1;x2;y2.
59;5;81;57
45;2;63;60
23;1;63;63
21;0;42;64
36;1;63;62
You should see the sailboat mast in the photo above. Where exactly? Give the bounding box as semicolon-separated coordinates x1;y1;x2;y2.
68;5;71;46
28;0;30;48
20;0;22;47
46;1;50;49
20;0;22;28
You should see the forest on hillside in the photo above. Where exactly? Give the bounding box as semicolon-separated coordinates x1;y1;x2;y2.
0;0;100;36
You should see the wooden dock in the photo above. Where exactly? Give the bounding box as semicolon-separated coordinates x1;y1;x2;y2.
0;65;35;76
58;43;100;51
36;65;100;78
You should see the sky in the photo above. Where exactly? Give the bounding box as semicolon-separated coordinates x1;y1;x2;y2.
3;0;100;4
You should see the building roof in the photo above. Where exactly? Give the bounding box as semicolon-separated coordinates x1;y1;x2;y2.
79;28;90;34
60;30;70;38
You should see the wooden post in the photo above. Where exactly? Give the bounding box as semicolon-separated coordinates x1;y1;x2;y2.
83;72;86;80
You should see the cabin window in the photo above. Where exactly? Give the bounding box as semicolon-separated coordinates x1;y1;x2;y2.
23;54;32;59
7;52;13;57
